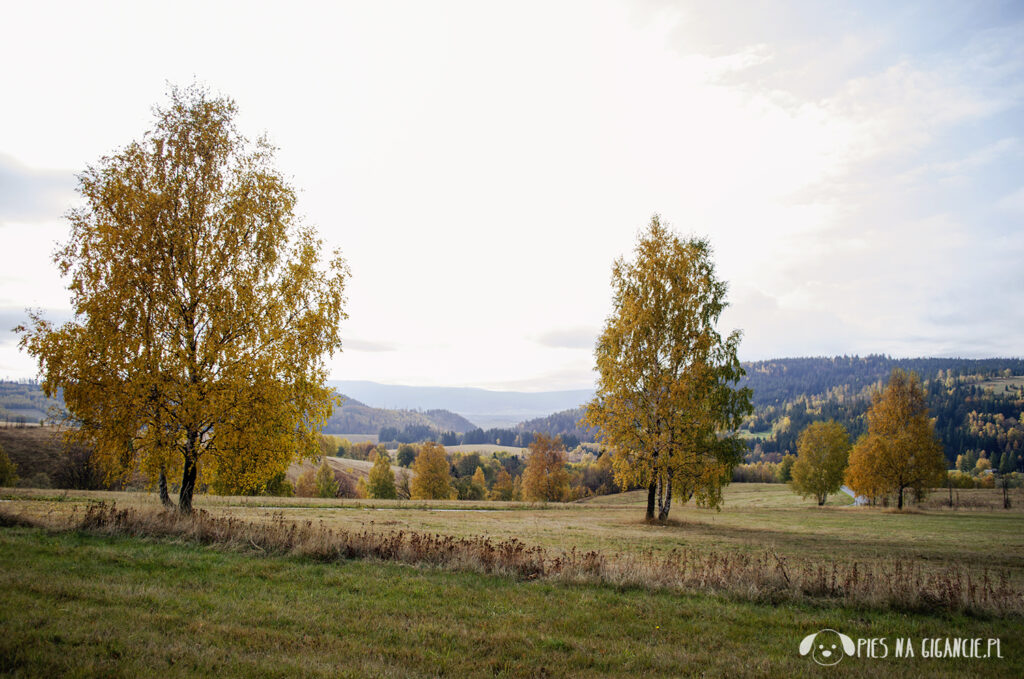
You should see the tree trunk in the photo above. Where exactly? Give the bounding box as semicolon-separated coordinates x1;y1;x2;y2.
656;472;665;519
658;479;673;521
179;456;197;514
645;481;656;521
178;430;200;514
818;493;826;506
158;468;174;509
897;486;904;510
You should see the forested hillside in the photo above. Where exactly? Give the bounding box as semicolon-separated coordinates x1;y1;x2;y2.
517;407;595;444
738;357;1024;471
326;396;476;435
507;357;1024;473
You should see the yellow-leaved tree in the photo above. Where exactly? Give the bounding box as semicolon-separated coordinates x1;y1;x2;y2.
522;433;570;502
584;216;752;521
845;369;946;509
410;441;454;500
790;421;850;505
17;84;348;513
366;450;398;499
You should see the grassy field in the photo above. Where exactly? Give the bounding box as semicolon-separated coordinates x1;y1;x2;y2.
977;376;1024;392
442;443;529;456
7;483;1020;580
2;483;1022;677
285;456;412;485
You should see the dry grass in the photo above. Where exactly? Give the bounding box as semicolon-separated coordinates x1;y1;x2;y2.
6;502;1021;617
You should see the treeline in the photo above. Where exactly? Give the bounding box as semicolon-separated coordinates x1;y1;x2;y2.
516;407;596;444
331;436;619;501
378;424;583;450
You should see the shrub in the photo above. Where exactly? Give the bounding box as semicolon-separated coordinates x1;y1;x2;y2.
315;462;340;498
0;445;18;487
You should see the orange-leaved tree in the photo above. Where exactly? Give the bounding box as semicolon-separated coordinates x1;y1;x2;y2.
522;433;570;502
845;369;945;509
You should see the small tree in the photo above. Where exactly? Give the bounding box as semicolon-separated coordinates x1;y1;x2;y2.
790;421;850;505
263;471;294;497
0;444;18;487
471;467;488;497
295;468;317;497
396;443;417;467
366;450;397;499
410;441;454;500
489;468;515;501
522;434;570;502
776;454;796;483
315;461;339;498
396;470;411;500
845;369;946;509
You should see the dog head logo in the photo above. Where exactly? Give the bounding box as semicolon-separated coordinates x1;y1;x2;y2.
800;629;855;666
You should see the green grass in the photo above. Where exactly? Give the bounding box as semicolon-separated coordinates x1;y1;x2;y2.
1;527;1020;678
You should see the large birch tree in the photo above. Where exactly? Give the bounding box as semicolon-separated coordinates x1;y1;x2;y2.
584;216;751;521
17;84;348;513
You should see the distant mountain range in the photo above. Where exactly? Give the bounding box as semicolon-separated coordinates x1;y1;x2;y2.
329;380;594;429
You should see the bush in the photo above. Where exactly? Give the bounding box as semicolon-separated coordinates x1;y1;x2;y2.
315;462;340;498
263;471;294;497
51;445;105;490
295;469;316;497
0;445;18;487
18;472;52;489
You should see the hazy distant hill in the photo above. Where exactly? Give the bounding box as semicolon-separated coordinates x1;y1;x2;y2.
517;406;595;442
0;381;63;424
329;380;594;429
327;395;475;435
0;381;474;436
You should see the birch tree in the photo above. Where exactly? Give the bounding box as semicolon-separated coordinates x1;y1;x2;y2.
584;215;751;521
17;84;348;512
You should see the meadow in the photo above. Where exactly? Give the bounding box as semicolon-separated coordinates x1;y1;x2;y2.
2;483;1022;677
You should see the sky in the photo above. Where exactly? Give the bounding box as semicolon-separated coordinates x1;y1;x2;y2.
1;0;1022;391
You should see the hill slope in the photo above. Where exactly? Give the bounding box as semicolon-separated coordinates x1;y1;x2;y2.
0;382;475;437
329;380;593;429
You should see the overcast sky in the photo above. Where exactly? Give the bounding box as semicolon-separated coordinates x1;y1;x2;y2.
2;1;1022;390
